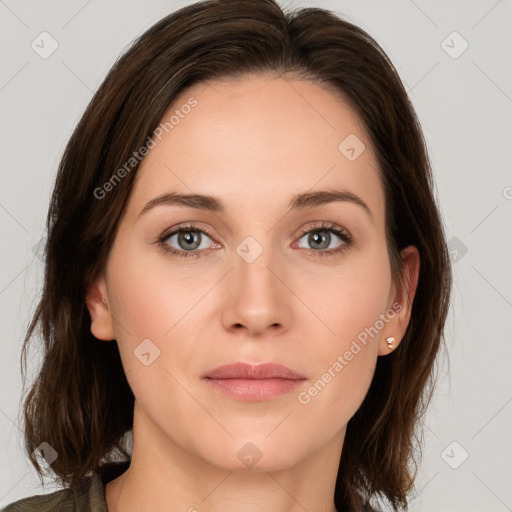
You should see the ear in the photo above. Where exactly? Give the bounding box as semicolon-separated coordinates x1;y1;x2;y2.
378;245;420;355
85;273;116;341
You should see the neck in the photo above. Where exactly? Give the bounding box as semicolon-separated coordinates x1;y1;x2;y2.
106;405;343;512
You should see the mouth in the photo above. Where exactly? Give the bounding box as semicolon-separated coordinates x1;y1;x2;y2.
201;362;307;401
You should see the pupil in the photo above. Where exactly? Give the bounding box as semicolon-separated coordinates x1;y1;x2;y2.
180;230;200;250
310;230;329;250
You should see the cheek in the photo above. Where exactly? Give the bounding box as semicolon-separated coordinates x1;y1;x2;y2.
105;243;211;392
107;241;194;340
298;349;375;423
297;247;392;411
307;243;393;347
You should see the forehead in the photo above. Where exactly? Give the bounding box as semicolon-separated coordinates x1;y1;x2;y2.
129;73;384;223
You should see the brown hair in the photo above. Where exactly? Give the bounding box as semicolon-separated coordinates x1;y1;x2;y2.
20;1;452;510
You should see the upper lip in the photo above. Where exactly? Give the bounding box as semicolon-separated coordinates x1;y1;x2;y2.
202;362;306;380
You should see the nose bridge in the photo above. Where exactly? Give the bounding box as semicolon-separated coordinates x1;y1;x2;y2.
221;230;291;333
233;232;280;301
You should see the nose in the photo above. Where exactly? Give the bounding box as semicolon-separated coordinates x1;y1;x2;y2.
221;243;293;337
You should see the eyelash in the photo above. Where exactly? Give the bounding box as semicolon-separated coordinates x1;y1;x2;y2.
155;221;352;260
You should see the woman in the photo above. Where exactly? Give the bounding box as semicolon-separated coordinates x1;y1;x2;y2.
3;0;452;511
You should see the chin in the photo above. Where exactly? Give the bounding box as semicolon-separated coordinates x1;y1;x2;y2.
196;435;307;473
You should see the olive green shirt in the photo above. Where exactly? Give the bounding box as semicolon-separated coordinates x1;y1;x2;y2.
1;461;130;512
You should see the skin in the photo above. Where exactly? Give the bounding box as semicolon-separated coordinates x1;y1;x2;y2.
86;73;419;512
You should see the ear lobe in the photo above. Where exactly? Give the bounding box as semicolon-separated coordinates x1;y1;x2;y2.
85;274;116;341
378;245;420;355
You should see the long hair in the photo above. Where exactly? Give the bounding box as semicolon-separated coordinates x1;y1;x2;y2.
20;1;452;510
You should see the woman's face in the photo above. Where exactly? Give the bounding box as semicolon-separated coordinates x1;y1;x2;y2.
88;73;416;473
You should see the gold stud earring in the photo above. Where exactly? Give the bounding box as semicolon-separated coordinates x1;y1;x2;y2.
386;336;395;349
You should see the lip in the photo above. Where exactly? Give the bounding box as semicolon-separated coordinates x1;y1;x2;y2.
203;362;306;380
202;362;307;401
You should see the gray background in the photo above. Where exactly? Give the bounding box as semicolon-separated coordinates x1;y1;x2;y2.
1;0;511;510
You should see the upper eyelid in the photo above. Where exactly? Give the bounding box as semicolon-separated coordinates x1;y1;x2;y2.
297;222;351;238
162;223;215;240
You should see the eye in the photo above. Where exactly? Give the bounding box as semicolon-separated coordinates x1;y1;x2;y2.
295;222;352;257
157;224;218;259
156;221;352;259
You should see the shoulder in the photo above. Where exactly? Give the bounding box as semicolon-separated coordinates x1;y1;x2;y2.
1;461;130;512
1;485;78;511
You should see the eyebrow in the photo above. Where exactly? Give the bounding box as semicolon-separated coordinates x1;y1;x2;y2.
138;188;372;220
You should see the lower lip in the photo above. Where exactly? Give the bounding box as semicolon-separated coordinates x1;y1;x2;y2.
203;378;306;401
